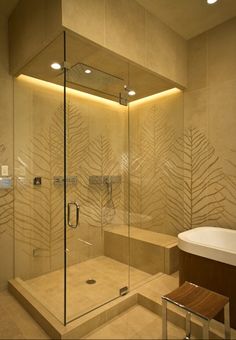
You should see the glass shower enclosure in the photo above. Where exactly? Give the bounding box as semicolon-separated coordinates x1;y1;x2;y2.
13;30;180;325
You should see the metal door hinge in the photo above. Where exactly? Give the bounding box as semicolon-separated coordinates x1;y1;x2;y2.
119;286;129;296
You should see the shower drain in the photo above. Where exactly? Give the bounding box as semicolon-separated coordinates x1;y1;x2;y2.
86;279;96;284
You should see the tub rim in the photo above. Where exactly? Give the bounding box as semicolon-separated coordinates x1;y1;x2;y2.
178;226;236;267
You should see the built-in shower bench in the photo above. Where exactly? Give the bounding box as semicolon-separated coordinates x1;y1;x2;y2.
104;225;179;275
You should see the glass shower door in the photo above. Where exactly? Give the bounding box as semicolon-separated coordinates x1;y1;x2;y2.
64;32;130;323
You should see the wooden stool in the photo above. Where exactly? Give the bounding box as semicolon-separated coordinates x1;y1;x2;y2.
162;281;231;339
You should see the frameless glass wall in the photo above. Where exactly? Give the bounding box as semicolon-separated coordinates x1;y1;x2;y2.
64;32;130;323
13;33;66;323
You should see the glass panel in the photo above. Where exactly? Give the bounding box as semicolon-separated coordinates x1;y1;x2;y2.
67;62;125;101
65;32;130;323
13;33;65;323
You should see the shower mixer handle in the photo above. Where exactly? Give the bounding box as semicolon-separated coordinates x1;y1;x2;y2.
67;202;80;228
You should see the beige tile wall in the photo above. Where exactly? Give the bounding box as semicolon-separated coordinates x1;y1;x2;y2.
9;0;62;75
129;90;184;235
184;17;236;230
0;12;14;290
129;18;236;235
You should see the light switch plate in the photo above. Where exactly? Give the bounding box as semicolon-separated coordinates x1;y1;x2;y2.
1;165;8;176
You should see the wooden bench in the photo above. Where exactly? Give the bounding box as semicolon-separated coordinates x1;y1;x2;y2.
162;281;231;339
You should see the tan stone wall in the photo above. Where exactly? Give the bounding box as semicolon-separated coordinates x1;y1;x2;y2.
129;89;184;235
0;13;14;290
129;18;236;235
9;0;62;75
184;17;236;230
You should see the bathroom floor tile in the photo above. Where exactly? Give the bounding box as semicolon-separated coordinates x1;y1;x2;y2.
0;290;49;339
83;305;186;339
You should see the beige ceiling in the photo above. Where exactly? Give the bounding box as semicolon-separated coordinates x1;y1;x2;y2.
137;0;236;39
0;0;18;17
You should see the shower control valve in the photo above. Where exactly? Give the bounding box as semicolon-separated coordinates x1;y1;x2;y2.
33;177;42;185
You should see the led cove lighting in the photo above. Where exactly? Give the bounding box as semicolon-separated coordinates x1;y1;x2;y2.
128;90;136;96
18;75;122;108
207;0;218;4
85;69;92;74
50;62;61;70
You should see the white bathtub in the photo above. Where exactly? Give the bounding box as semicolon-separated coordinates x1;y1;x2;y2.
178;227;236;267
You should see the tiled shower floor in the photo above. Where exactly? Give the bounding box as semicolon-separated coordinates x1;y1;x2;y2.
24;256;151;322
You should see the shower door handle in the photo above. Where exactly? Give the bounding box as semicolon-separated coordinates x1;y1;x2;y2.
67;202;80;228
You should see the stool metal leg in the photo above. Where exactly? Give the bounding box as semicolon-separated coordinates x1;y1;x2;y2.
202;319;209;340
185;312;191;340
162;298;168;339
224;302;231;339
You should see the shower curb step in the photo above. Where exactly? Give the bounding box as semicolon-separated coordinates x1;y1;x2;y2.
8;278;64;339
8;278;138;339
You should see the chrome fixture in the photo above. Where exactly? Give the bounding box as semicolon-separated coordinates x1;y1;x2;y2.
124;85;136;96
53;176;78;185
86;279;96;285
67;202;80;228
89;175;121;185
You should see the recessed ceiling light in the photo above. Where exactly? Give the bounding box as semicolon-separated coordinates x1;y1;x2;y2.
128;90;136;96
50;62;61;70
207;0;218;4
85;69;92;74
